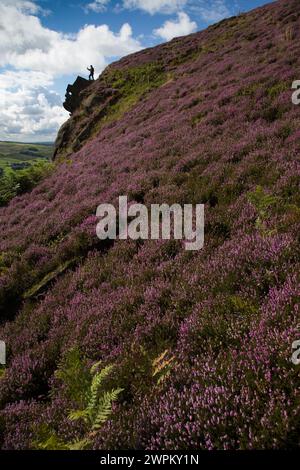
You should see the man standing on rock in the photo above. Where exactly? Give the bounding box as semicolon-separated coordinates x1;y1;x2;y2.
87;65;95;81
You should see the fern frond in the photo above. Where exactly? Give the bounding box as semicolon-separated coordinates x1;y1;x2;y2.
153;357;175;377
55;347;91;406
88;365;114;413
157;370;171;385
152;350;175;384
68;438;91;450
247;186;278;236
33;434;69;450
90;360;102;375
152;349;168;368
93;364;114;383
68;409;89;422
92;388;123;431
247;186;278;212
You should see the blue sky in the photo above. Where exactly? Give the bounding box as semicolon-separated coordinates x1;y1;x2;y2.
0;0;273;142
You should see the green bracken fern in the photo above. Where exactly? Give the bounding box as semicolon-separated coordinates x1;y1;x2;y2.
247;185;278;235
34;349;123;450
69;363;123;432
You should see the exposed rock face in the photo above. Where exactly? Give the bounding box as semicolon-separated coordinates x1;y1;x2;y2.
63;76;92;114
53;78;119;160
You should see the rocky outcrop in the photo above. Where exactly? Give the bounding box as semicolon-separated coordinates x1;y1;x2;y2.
63;76;92;114
53;77;120;160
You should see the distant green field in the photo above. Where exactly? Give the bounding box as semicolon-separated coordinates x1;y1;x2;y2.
0;141;53;174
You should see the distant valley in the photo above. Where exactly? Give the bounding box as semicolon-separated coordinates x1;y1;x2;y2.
0;141;53;175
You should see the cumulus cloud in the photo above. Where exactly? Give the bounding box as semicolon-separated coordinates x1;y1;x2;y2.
85;0;111;13
191;0;230;23
8;23;141;76
0;71;69;142
0;3;54;66
2;0;40;14
0;0;142;141
123;0;187;15
0;1;142;76
0;70;53;90
154;12;197;41
123;0;230;23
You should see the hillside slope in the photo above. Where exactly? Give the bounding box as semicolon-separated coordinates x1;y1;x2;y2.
0;0;300;449
0;142;52;172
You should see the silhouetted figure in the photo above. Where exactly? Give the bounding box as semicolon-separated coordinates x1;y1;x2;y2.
87;65;95;81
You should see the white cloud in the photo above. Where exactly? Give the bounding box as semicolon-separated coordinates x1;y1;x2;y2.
1;0;40;14
0;2;55;66
0;1;142;77
122;0;230;23
85;0;111;13
0;0;142;141
123;0;187;15
191;0;230;23
0;71;68;142
0;70;53;90
154;12;197;41
9;23;141;76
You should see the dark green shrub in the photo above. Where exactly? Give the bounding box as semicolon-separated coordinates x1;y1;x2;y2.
0;161;54;206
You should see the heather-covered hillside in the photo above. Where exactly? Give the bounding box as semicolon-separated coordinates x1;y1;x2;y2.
0;0;299;449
